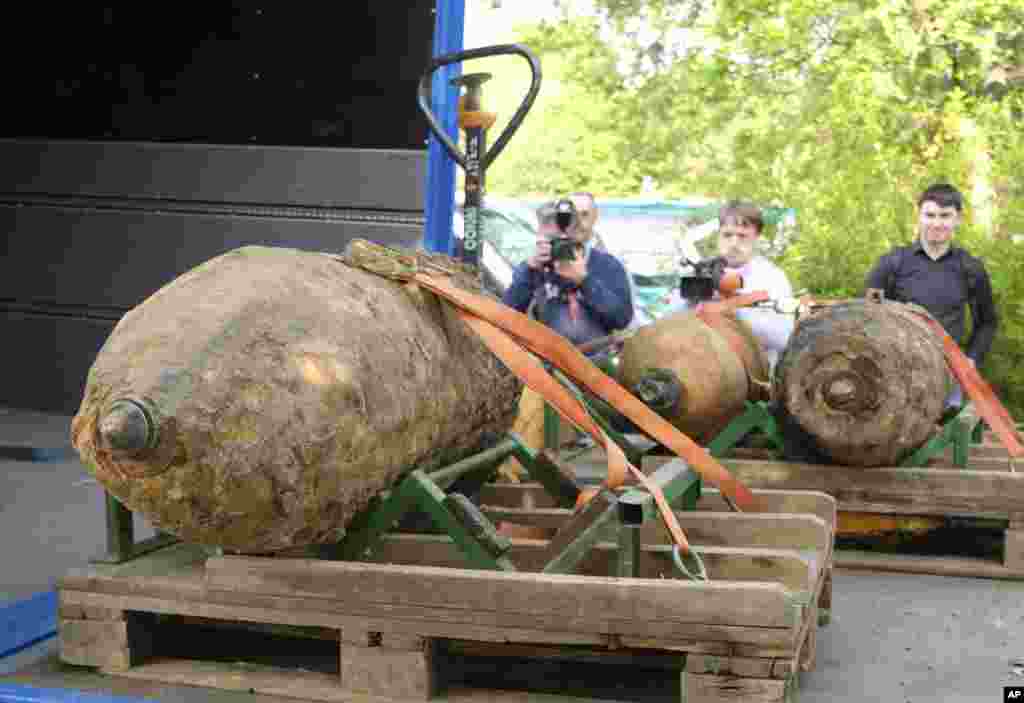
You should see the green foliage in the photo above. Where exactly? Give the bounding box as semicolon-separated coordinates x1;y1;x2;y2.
483;0;1024;416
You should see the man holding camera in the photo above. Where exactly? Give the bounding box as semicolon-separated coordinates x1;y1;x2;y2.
503;197;634;347
666;200;795;369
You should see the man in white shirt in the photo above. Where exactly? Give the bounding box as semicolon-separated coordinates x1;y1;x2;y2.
666;201;795;368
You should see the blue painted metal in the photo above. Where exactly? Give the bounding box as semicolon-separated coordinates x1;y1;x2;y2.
0;591;57;660
423;0;465;254
0;685;159;703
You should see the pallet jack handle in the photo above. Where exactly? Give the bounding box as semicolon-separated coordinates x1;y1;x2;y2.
417;43;541;171
418;44;542;267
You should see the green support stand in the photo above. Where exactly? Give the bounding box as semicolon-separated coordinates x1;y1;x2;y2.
900;403;986;468
706;401;785;458
702;399;986;469
339;364;703;578
541;368;647;467
539;461;701;576
90;492;178;564
337;432;607;571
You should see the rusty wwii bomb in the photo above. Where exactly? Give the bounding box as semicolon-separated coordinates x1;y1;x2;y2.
617;309;769;443
774;300;951;467
71;245;521;553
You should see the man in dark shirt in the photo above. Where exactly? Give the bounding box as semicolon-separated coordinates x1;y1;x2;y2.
864;182;998;408
503;198;634;347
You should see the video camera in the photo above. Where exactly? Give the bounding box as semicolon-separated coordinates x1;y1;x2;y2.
679;256;741;302
537;198;582;264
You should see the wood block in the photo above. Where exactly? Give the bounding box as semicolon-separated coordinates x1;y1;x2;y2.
340;640;436;700
83;606;124;621
58;604;85;620
686;654;774;678
1004;529;1024;571
59;619;130;670
682;671;788;702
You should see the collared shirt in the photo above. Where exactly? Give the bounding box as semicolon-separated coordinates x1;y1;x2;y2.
864;240;998;363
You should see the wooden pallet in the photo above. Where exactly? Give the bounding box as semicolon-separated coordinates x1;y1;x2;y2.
713;437;1024;580
57;477;834;703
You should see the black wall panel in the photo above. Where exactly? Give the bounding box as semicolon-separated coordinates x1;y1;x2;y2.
0;3;437;414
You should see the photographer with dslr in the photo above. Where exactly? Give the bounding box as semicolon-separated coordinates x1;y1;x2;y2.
503;197;634;348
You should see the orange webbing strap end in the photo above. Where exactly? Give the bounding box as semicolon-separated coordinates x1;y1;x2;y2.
415;272;760;513
459;313;626;490
459;312;693;555
916;315;1024;458
695;289;773;375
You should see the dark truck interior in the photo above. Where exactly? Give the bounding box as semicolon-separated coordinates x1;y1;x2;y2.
0;3;436;413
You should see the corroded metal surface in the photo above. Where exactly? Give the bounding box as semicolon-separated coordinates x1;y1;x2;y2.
618;310;762;443
71;245;521;553
774;300;950;467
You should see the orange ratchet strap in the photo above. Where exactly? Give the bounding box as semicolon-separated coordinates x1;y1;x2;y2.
910;313;1024;458
460;312;691;554
413;272;762;515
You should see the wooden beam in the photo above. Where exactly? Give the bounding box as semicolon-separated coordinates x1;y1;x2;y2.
722;459;1024;516
481;507;830;553
203;555;800;646
834;550;1024;580
367;533;819;594
59;587;608;647
481;484;838;528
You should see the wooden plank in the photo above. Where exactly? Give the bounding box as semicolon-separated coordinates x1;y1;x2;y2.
682;672;788;702
111;659;659;703
59;588;609;647
481;507;830;553
107;658;348;703
61;578;797;650
723;459;1024;516
480;483;559;509
834;550;1024;579
696;489;837;531
203;557;800;643
368;534;819;594
482;484;838;529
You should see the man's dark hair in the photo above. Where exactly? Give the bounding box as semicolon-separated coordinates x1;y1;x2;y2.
918;183;964;212
718;200;764;234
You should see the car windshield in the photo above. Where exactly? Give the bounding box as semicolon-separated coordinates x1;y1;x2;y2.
463;204;677;323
